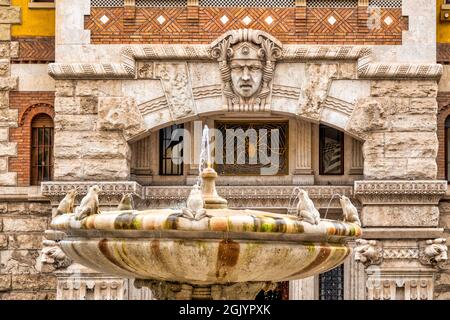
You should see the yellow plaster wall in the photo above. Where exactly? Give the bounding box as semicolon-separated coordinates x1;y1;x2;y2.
11;0;55;37
438;0;450;43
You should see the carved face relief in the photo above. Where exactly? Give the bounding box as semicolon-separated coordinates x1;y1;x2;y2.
230;60;263;98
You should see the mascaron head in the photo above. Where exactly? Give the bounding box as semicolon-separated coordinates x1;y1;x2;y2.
229;42;264;99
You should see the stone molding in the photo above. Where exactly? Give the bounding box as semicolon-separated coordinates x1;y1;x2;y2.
145;185;355;209
354;181;448;205
48;30;443;80
41;181;144;201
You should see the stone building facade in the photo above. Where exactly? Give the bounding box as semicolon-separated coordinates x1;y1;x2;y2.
0;0;449;300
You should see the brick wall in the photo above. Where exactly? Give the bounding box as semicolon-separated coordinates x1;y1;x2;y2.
437;92;450;180
11;37;55;64
8;92;55;187
85;7;407;45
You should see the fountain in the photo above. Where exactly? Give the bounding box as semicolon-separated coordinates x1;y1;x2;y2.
49;126;362;300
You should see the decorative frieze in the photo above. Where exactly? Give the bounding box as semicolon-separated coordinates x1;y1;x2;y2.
48;34;443;81
354;180;448;205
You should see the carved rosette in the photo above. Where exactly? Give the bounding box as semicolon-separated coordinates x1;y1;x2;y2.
210;29;282;112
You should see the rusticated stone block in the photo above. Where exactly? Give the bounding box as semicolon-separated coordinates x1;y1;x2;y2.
55;80;75;97
9;41;18;59
55;114;97;131
0;127;8;141
0;91;9;108
79;97;98;114
384;132;438;158
6;202;28;215
0;59;9;76
0;76;17;90
12;274;56;290
98;96;145;139
28;202;52;216
8;234;43;250
0;141;17;156
0;157;6;172
0;274;11;292
0;291;56;300
0;108;18;127
0;24;10;41
0;6;20;24
0;250;39;274
361;205;440;227
0;234;7;249
54;130;130;160
371;80;438;98
82;158;130;181
54;97;80;115
0;43;9;58
0;0;11;6
2;217;48;232
0;172;16;186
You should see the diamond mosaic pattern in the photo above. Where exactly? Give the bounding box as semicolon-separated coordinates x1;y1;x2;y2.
200;0;295;7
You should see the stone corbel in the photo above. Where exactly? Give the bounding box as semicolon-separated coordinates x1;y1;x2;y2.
354;239;383;267
419;238;448;269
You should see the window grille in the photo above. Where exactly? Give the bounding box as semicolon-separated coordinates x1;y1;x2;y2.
214;122;289;176
159;124;184;176
319;264;345;300
136;0;187;7
199;0;295;7
368;0;402;8
91;0;124;7
319;124;344;175
31;114;54;186
307;0;357;8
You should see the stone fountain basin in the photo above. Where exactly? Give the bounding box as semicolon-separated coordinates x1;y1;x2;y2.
51;209;361;285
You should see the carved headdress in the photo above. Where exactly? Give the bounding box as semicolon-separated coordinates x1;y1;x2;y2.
210;29;283;111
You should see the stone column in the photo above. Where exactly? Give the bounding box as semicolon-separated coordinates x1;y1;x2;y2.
0;1;20;186
292;119;314;185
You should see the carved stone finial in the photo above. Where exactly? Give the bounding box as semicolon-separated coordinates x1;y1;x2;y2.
74;185;101;221
55;188;78;218
340;195;361;226
355;239;383;267
295;189;321;225
210;29;282;111
419;238;448;268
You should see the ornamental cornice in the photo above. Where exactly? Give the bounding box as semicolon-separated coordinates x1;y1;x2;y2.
41;181;144;199
354;181;447;205
47;29;443;80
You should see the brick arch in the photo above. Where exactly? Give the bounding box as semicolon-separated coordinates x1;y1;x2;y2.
437;104;450;180
19;103;55;127
9;102;55;186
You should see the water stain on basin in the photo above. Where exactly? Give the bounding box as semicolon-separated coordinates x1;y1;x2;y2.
216;240;240;280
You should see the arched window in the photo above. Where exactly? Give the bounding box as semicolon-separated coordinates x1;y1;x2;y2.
31;114;54;185
446;116;450;181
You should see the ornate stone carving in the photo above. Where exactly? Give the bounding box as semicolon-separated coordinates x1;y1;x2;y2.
42;181;144;199
139;96;169;116
154;62;196;119
354;239;383;267
144;185;355;210
354;181;448;205
419;238;448;268
210;29;282;111
48;42;442;80
340;195;361;226
74;185;101;221
294;189;320;225
40;239;72;270
55;188;77;218
382;248;420;260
